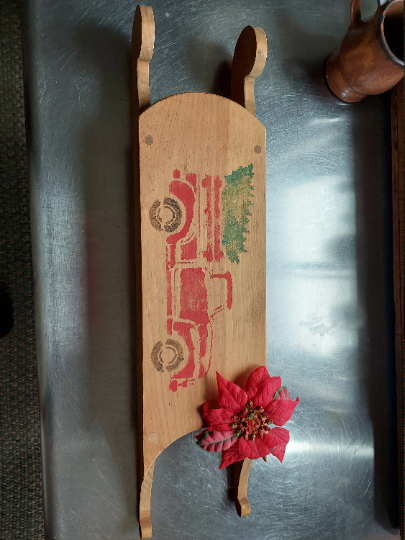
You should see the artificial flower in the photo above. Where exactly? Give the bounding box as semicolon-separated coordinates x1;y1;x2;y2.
196;367;298;469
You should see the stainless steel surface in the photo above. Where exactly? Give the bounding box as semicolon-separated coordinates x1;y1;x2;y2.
22;0;399;538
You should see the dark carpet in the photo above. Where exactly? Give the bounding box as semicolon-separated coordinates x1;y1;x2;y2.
0;0;44;537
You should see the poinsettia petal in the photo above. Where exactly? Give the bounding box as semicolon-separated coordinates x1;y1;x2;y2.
196;430;238;452
203;402;234;426
274;386;291;400
263;427;290;462
254;436;274;458
265;397;299;425
245;366;270;401
219;444;244;469
206;423;234;431
239;437;269;459
217;372;247;414
254;377;281;409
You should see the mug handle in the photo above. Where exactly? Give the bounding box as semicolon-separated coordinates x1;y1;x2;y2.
352;0;389;24
350;0;362;25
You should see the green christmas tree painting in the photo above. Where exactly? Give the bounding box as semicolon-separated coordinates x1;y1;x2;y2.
222;164;254;264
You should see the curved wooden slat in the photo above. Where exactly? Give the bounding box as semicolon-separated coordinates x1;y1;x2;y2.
234;458;253;517
139;461;155;539
132;5;155;115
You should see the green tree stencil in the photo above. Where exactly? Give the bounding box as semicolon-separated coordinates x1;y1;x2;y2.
222;164;254;263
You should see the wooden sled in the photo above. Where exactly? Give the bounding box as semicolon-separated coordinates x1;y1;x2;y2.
132;6;267;537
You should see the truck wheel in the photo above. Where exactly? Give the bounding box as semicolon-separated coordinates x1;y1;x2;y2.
149;197;182;232
151;339;184;373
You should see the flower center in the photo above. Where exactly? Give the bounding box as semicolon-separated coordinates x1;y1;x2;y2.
231;401;272;440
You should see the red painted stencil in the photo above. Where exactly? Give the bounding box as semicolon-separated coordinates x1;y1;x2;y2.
150;169;233;391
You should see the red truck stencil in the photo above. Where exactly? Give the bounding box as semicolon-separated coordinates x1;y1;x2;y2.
149;169;233;391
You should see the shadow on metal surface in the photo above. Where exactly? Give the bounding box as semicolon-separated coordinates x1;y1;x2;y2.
187;40;232;99
74;23;139;536
351;94;399;533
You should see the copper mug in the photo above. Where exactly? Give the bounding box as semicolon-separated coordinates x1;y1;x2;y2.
326;0;404;102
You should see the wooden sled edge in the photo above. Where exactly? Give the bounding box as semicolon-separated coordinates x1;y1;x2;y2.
132;6;155;537
139;461;155;539
132;5;155;115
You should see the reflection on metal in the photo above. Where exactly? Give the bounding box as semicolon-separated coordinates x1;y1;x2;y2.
286;440;374;458
23;0;398;538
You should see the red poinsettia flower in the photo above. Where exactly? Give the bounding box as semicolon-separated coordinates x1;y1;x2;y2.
196;367;299;469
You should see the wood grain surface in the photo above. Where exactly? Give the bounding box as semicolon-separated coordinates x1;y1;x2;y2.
138;92;266;476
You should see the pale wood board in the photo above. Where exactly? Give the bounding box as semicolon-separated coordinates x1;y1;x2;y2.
138;92;266;476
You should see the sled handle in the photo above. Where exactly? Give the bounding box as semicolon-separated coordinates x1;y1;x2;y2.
231;25;267;117
132;5;155;115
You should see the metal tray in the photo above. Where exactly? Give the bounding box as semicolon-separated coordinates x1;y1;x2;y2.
23;0;400;538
